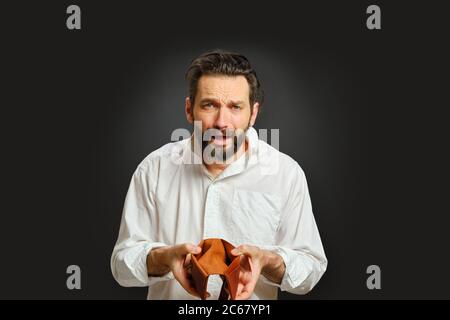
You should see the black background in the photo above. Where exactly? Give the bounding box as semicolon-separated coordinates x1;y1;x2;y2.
1;0;449;299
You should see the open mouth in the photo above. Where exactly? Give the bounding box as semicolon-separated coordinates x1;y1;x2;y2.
211;135;232;146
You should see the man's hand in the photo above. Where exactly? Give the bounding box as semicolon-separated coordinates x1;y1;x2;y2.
231;244;286;300
147;243;202;298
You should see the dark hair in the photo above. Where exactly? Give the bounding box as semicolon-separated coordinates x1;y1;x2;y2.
185;50;264;109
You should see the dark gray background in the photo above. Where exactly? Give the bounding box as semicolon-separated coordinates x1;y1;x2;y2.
1;0;449;299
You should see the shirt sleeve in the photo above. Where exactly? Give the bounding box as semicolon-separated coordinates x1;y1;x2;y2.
110;161;174;287
259;163;327;295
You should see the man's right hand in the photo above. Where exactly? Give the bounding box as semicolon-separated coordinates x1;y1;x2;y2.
147;243;202;298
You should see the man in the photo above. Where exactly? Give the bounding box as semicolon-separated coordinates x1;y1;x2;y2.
111;50;327;299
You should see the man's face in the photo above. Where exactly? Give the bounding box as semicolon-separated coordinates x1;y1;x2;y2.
185;74;259;162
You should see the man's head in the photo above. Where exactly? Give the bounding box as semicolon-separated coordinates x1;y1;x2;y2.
184;50;264;163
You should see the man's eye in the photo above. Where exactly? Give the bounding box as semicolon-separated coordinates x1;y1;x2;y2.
232;105;241;110
203;103;214;108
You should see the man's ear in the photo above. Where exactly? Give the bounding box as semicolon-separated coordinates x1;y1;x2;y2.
249;102;259;127
185;97;194;124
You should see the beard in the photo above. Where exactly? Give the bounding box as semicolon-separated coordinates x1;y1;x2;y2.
192;122;250;165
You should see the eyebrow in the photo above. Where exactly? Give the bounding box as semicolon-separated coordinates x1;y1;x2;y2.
229;100;245;106
199;98;217;104
199;98;246;105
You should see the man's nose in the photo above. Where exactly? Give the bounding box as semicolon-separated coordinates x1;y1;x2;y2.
213;106;230;129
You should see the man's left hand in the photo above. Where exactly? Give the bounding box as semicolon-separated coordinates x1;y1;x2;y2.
230;244;285;300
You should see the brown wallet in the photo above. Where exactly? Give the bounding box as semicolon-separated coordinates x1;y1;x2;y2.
191;238;241;300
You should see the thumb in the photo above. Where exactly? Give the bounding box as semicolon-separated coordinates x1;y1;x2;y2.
231;248;242;256
181;243;202;255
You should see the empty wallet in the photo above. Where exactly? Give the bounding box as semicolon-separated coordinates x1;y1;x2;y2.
191;238;241;300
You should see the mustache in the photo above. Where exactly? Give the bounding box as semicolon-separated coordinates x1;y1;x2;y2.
202;128;246;140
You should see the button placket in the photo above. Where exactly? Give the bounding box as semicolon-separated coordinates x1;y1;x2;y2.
203;183;218;238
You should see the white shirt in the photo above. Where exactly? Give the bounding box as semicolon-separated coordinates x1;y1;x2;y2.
111;127;327;299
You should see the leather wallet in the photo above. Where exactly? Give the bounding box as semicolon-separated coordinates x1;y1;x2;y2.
191;238;241;300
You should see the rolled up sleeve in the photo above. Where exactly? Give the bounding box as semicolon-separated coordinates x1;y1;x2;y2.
110;161;173;287
260;163;327;294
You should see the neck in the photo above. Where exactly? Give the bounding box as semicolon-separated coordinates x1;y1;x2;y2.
204;140;248;178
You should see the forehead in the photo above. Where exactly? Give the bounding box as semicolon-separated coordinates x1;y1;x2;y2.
196;74;250;101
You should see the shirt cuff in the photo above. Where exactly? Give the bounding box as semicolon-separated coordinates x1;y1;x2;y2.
143;242;176;286
257;245;296;291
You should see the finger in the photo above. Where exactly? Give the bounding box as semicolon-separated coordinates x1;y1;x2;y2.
174;270;201;298
239;255;254;273
232;244;256;257
176;243;202;256
235;287;252;300
230;248;242;256
247;255;254;273
184;253;192;268
235;278;258;300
